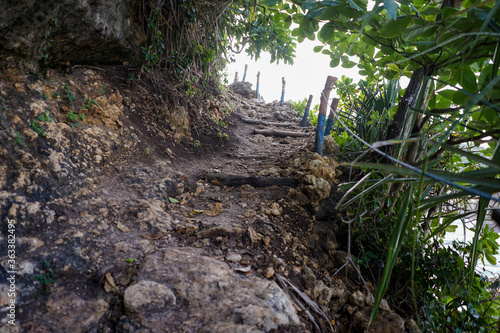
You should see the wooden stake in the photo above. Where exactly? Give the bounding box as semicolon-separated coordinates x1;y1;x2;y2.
256;72;261;99
234;72;239;82
242;64;248;82
280;77;286;106
300;94;314;127
325;98;339;136
315;76;337;155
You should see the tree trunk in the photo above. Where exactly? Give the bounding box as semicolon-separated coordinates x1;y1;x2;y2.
385;67;425;143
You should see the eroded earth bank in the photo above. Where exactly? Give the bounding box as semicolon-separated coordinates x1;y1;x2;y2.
0;65;420;333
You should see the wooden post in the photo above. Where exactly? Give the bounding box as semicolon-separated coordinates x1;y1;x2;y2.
234;72;239;82
256;72;260;99
280;77;286;106
242;64;248;82
315;76;337;155
325;98;339;135
300;94;313;127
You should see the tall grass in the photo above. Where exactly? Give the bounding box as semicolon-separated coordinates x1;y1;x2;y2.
331;71;500;332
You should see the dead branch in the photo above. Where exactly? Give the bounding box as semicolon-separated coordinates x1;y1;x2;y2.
201;172;299;187
253;128;310;137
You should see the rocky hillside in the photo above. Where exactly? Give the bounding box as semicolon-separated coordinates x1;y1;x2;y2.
0;1;419;332
0;65;419;332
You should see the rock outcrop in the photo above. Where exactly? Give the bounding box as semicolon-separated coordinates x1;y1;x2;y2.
0;0;141;72
122;247;302;332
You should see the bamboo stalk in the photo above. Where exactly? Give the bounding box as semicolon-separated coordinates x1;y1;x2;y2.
315;76;337;155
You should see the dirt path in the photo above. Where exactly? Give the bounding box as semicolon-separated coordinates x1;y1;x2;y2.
0;72;415;332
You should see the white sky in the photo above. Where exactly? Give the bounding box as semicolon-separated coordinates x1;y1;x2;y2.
224;36;411;107
224;38;359;106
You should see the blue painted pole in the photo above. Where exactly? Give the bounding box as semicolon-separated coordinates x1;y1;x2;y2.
256;72;260;99
315;113;327;155
234;72;238;82
280;77;286;106
325;116;334;136
325;98;339;135
301;94;313;127
315;76;337;155
242;64;248;82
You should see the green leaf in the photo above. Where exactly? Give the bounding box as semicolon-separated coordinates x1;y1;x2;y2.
301;0;317;10
387;63;399;72
330;52;341;67
319;5;347;20
168;197;179;204
346;0;362;11
313;45;324;53
380;16;413;38
306;7;325;18
452;65;478;93
342;59;357;68
299;17;315;37
485;253;497;265
262;0;279;6
318;22;336;44
441;7;459;21
383;0;398;20
402;24;438;41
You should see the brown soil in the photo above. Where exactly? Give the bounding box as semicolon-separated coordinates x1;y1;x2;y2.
0;66;413;333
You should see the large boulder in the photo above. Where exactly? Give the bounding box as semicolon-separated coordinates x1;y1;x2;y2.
228;81;255;98
122;247;303;332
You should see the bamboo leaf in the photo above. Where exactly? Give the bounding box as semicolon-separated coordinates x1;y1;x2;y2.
469;140;500;288
370;189;412;326
343;162;500;191
439;143;500;171
339;174;394;210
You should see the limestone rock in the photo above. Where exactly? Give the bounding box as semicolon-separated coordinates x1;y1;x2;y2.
312;281;333;308
228;81;254;98
124;280;177;313
0;0;140;72
300;175;331;203
31;293;109;332
125;247;302;331
323;135;340;155
351;307;405;333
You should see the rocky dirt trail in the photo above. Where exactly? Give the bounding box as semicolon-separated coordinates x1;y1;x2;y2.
0;68;417;332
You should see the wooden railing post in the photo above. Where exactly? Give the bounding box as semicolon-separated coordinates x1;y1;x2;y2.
300;94;313;127
256;72;261;99
234;72;239;82
280;77;286;106
242;64;248;82
315;76;337;155
325;98;339;136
